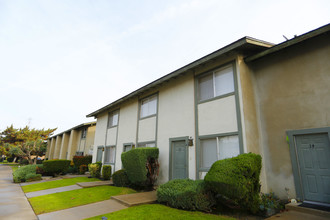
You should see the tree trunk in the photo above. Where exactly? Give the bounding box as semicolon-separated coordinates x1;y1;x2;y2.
13;157;17;163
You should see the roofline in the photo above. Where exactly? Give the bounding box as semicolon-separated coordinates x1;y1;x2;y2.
49;121;96;139
245;23;330;62
86;37;273;118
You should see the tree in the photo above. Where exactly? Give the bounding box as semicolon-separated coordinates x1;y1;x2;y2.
0;125;56;164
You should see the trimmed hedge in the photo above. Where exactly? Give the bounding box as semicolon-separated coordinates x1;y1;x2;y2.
43;159;71;176
112;169;130;187
72;155;92;168
121;147;159;188
13;165;37;183
26;173;42;182
79;165;88;174
88;162;102;178
102;165;112;180
157;179;216;212
204;153;262;213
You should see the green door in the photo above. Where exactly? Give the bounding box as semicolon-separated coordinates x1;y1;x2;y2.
171;140;188;179
296;133;330;203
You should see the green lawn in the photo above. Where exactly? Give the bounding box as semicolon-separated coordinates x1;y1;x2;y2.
29;185;136;215
85;204;235;220
22;177;100;193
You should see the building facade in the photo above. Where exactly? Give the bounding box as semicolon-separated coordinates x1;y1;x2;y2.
46;122;96;160
87;24;330;204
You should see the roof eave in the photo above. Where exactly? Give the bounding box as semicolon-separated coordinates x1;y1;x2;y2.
86;37;274;118
245;23;330;62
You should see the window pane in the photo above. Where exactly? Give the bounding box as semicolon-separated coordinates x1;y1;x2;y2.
200;138;217;168
198;74;214;101
148;96;157;115
218;135;239;160
146;143;156;147
109;111;119;127
104;147;110;163
140;95;157;118
110;147;115;164
124;145;132;152
214;66;234;97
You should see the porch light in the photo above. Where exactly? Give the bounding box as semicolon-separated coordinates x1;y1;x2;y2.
188;137;194;146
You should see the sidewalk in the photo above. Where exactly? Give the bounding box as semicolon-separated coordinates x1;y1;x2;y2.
0;164;37;220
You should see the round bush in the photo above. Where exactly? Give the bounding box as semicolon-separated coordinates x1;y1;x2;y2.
204;153;262;213
88;162;102;178
43;159;71;176
13;165;37;183
157;179;215;212
112;169;130;187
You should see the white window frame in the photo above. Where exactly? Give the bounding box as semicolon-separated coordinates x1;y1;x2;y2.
200;134;240;170
198;65;235;102
104;145;116;164
108;110;119;128
140;94;158;119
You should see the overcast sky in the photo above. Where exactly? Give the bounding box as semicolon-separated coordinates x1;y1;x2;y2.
0;0;329;135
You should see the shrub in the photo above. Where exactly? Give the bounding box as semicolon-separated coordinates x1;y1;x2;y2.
102;165;112;180
204;153;262;214
36;159;43;164
79;164;88;174
112;169;130;187
67;166;78;174
7;157;14;162
43;159;71;176
88;162;102;178
157;179;215;212
36;164;44;175
121;147;159;188
19;158;29;165
26;173;42;182
13;165;37;183
259;192;285;217
73;155;92;168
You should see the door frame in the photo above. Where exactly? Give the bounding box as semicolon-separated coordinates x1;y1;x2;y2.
287;127;330;202
169;136;189;180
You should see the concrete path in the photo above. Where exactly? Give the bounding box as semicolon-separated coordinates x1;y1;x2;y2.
38;199;128;220
0;164;37;220
25;185;82;198
266;209;330;220
112;191;157;206
77;180;113;188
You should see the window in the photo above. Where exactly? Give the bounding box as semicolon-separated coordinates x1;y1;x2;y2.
140;95;157;118
104;146;116;164
198;65;234;102
96;146;103;162
138;142;156;148
108;110;119;127
123;144;133;152
81;128;87;139
200;135;239;169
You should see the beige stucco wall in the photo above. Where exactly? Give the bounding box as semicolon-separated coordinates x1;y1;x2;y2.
138;116;157;142
59;132;70;159
106;127;117;146
198;95;238;136
249;33;330;199
157;73;196;183
115;99;139;170
92;112;108;163
85;125;96;155
54;136;62;159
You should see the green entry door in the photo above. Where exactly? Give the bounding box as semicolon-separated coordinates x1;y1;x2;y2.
171;140;188;179
296;133;330;203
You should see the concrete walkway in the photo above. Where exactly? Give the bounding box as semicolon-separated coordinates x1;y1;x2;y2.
0;164;37;220
25;185;82;198
38;199;128;220
112;191;157;206
76;180;113;188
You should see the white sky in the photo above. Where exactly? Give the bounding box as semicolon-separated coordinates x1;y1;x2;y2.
0;0;329;135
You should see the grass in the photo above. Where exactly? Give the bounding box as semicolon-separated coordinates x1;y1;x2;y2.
29;185;136;215
85;204;235;220
22;177;100;193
